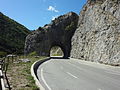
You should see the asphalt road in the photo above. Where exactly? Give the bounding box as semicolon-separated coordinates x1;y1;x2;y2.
37;58;120;90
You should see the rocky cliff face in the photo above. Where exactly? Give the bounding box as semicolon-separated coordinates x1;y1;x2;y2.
24;12;78;58
50;46;63;56
71;0;120;65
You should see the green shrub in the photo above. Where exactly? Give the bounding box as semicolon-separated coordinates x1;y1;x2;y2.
65;22;75;31
28;51;37;56
0;51;7;57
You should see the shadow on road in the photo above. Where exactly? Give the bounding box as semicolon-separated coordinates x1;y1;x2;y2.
50;56;69;59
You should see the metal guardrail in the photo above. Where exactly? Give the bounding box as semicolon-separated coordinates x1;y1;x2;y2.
0;57;6;90
0;57;12;90
0;55;37;90
0;55;28;90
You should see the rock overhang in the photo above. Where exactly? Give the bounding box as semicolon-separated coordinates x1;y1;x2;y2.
24;12;79;58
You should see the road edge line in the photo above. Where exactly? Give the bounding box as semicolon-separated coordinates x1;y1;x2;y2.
41;68;52;90
31;57;50;90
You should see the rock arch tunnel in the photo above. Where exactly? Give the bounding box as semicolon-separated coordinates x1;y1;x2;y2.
24;12;78;58
49;42;70;58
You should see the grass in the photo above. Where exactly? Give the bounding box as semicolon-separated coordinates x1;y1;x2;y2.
6;56;46;90
51;54;63;56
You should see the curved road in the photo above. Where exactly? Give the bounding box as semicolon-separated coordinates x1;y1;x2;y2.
37;58;120;90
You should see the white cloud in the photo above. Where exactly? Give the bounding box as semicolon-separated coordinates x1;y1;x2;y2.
52;15;59;20
47;6;59;12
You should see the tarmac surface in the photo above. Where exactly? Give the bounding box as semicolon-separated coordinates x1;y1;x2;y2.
37;58;120;90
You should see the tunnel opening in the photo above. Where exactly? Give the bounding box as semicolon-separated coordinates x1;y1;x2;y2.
50;46;64;58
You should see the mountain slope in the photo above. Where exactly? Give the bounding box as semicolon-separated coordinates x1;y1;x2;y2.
0;12;30;55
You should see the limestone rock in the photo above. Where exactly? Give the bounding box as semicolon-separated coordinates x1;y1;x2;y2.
24;12;79;58
50;46;63;56
71;0;120;65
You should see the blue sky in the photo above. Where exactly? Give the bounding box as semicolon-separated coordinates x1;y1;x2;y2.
0;0;87;30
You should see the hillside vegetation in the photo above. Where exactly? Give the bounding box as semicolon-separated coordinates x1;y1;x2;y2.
0;12;30;55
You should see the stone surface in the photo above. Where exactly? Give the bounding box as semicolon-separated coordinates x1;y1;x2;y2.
50;46;63;56
71;0;120;65
24;12;78;58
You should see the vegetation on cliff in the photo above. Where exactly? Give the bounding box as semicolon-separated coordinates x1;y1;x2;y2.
0;12;30;55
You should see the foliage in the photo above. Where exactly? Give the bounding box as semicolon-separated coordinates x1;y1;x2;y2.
65;22;75;31
0;12;30;54
50;46;63;56
0;51;7;57
28;51;37;56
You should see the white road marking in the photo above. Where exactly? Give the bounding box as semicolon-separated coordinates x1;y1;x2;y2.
68;62;84;71
98;88;102;90
41;68;52;90
66;72;78;79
